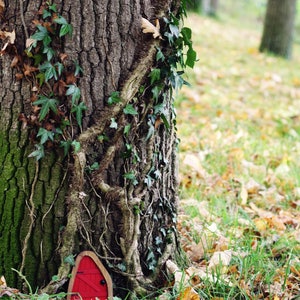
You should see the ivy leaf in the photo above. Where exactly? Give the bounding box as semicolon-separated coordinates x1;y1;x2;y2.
28;144;45;160
39;61;57;81
151;85;162;101
60;140;71;156
54;16;73;36
186;47;197;68
71;140;80;153
66;84;81;104
123;104;138;115
124;124;131;136
43;46;55;61
155;47;165;62
42;9;52;19
110;118;118;129
33;95;58;121
71;102;87;127
31;25;49;41
64;255;75;266
169;24;180;38
160;113;170;130
37;128;54;144
53;15;68;25
108;91;121;105
149;68;161;85
181;27;192;46
123;171;138;185
74;60;83;76
55;62;64;77
59;24;73;37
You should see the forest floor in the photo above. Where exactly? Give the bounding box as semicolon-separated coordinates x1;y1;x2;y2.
175;12;300;300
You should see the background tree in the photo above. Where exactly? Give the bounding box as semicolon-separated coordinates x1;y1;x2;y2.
202;0;219;16
259;0;297;59
0;0;195;297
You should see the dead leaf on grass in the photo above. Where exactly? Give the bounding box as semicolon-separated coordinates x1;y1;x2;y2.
177;286;200;300
208;250;232;273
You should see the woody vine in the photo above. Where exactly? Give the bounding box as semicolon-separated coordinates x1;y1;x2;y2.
0;0;196;295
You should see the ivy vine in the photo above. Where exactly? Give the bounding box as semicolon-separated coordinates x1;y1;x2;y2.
16;1;85;160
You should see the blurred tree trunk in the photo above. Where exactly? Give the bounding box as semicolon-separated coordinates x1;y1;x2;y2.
0;0;181;298
202;0;219;16
186;0;202;12
259;0;296;59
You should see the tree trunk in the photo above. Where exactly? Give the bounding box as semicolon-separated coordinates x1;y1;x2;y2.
202;0;219;16
259;0;296;59
0;0;183;298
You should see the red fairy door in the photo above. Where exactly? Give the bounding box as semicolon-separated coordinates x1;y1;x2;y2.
67;251;113;300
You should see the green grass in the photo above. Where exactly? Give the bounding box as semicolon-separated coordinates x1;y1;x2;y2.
175;4;300;300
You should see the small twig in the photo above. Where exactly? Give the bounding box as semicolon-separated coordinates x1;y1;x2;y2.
19;0;29;40
20;161;39;274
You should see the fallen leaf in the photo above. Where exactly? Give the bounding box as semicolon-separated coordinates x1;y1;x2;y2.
0;275;6;286
0;30;16;54
177;286;200;300
0;30;15;44
26;38;35;49
208;250;232;272
141;17;161;39
240;183;248;205
183;153;209;178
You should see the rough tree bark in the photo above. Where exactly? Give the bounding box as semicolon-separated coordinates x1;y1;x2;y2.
259;0;296;59
0;0;183;298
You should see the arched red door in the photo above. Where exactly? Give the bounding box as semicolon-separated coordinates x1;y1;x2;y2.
68;251;113;300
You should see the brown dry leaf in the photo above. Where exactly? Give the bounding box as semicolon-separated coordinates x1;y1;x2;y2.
0;275;6;286
208;250;232;273
290;265;300;277
186;241;206;262
182;153;209;179
10;55;19;68
141;17;161;39
23;64;39;76
253;217;268;232
177;287;200;300
0;30;16;54
240;183;248;205
0;30;15;44
26;38;35;49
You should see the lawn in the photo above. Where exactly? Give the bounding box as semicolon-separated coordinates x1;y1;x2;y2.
175;7;300;300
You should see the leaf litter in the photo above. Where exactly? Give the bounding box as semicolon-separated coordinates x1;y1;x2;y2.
175;13;300;300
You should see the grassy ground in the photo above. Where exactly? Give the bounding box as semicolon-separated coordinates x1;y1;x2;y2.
175;8;300;300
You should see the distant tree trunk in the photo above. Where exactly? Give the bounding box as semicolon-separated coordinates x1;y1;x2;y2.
202;0;219;16
186;0;202;12
0;0;182;298
259;0;296;59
